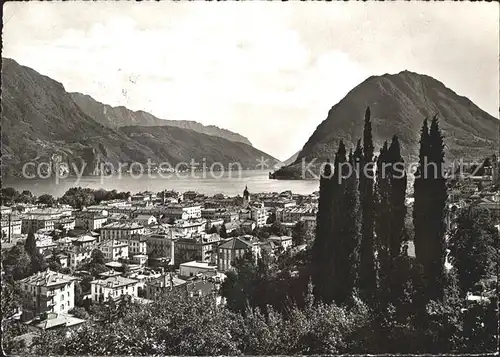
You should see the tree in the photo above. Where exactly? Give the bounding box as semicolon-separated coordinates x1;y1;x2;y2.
448;206;498;294
24;231;37;256
376;137;408;308
16;190;35;204
413;116;447;302
24;231;48;274
219;224;228;239
359;107;377;304
312;159;333;303
270;221;289;237
292;221;307;246
37;194;56;206
208;225;218;234
333;146;362;305
2;244;32;280
1;187;19;205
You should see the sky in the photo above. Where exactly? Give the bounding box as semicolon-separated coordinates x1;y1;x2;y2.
3;2;499;161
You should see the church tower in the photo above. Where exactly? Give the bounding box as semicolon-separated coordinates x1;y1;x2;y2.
243;185;250;208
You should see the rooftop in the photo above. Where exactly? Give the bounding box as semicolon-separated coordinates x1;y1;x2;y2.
19;269;77;287
180;261;217;270
102;221;144;230
91;275;138;288
33;313;86;330
219;236;255;250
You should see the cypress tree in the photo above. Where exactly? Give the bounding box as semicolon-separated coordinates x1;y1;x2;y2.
413;116;447;302
359;107;377;303
343;145;362;303
24;231;37;256
312;159;332;301
387;135;407;263
413;119;430;275
387;136;408;306
375;141;391;305
330;141;349;304
426;115;447;300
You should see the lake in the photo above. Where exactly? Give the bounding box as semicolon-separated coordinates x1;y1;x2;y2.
3;170;320;198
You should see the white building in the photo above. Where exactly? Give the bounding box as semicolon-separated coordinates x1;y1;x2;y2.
163;204;202;220
179;261;217;278
90;276;138;302
268;235;293;251
1;215;22;237
100;222;145;241
75;212;108;231
173;219;206;236
217;236;261;272
125;235;148;256
67;247;93;269
18;269;77;320
133;214;158;226
99;240;129;261
250;206;267;227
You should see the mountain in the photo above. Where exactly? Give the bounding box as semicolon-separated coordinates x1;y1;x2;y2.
1;58;276;178
272;70;499;179
70;92;253;146
281;151;301;167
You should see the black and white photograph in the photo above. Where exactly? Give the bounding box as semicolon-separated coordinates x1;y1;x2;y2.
1;1;499;355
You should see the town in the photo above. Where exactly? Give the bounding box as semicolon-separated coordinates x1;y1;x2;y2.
1;185;319;330
2;153;499;349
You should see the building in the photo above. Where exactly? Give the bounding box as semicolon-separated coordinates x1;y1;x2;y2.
179;261;217;278
276;206;316;223
217;236;261;272
131;254;148;266
67;247;93;269
163;203;202;220
126;234;148;256
99;240;129;261
478;194;500;219
83;206;109;216
145;232;175;262
1;205;13;215
132;214;158;226
174;233;221;265
201;208;227;220
36;237;58;255
250;206;267;227
75;212;108;231
22;216;55;234
90;276;138;302
241;220;257;232
268;235;293;251
31;312;85;331
55;217;76;231
205;218;225;232
29;208;72;220
145;274;187;300
173;219;206;236
263;199;297;209
130;194;151;203
100;222;145;241
18;269;77;320
72;235;97;249
1;215;22;238
300;215;317;232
